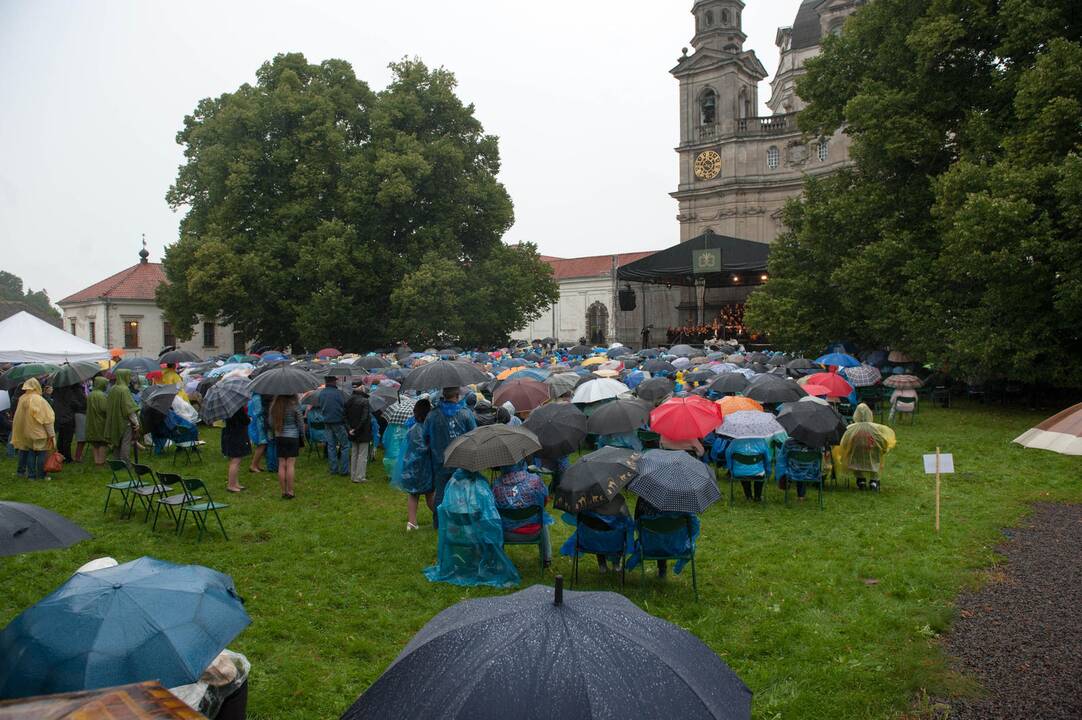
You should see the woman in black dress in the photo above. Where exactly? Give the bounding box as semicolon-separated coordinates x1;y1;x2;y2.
222;406;251;493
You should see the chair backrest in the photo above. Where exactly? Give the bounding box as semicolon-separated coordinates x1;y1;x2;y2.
132;464;156;483
107;459;129;472
156;472;182;487
498;505;542;523
637;515;694;557
180;478;208;502
107;459;133;482
732;452;764;466
894;396;916;410
789;449;822;465
578;513;618;532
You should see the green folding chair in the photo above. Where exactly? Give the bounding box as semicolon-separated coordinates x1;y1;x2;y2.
729;452;767;505
635;515;698;601
104;460;139;516
891;396;917;425
782;449;825;510
498;505;546;576
176;478;229;541
129;464;169;522
151;472;200;531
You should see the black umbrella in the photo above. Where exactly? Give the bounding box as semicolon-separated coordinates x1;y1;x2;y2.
744;374;807;404
248;366;320;395
522;403;587;457
668;344;696;358
644;359;676;374
638;348;661;358
607;346;632;357
114;357;160;374
402;360;488;392
543;373;581;399
709;373;749;395
586;398;650;435
766;354;789;367
568;345;591;356
355;356;389;371
158;350;202;365
685;370;715;385
443;425;542;471
553;446;641;512
50;362;101;388
341;578;752;720
140;385;179;413
369;385;401;413
636;377;675;404
0;502;91;557
628;449;721;514
776;401;847;448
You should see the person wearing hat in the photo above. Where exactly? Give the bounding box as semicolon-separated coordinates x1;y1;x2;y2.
318;375;350;477
344;383;373;484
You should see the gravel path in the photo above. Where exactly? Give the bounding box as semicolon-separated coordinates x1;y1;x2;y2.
942;503;1082;719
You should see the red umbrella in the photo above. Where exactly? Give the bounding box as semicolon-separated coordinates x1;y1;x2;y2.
649;396;723;441
493;379;550;414
802;384;831;398
317;348;343;359
804;373;854;398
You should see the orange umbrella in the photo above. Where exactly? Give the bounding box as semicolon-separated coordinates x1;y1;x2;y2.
496;366;527;381
109;348;124;358
716;396;763;414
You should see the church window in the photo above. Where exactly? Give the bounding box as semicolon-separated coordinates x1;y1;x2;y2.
700;89;717;126
767;146;779;169
818;139;829;161
738;88;750;119
721;9;730;26
706;10;714;26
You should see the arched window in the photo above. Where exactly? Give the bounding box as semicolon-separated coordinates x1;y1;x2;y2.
706;10;714;26
738;88;750;119
700;89;717;126
818;139;829;161
586;302;609;346
767;146;779;169
721;9;730;26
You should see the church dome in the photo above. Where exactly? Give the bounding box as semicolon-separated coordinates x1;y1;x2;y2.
791;0;823;50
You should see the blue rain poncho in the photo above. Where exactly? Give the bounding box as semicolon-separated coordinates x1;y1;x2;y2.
597;432;643;452
424;470;520;588
776;439;823;485
711;437;775;478
382;422;408;477
247;395;267;446
424;400;478;491
559;497;635;563
391;419;433;495
624;513;700;575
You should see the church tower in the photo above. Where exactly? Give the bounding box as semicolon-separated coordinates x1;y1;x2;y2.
671;0;769;243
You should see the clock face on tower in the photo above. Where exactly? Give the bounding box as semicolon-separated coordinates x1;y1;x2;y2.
694;150;722;180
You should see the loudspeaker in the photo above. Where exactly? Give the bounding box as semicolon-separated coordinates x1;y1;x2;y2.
618;288;637;311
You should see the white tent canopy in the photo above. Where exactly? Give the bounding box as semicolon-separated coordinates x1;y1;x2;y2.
0;311;111;364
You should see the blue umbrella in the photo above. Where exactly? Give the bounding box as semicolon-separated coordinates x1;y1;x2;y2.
0;557;250;698
814;352;861;368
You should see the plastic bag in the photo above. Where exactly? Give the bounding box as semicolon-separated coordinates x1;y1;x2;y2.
381;423;409;477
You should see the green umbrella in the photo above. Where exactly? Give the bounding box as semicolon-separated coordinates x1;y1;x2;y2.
1;363;61;389
50;362;102;387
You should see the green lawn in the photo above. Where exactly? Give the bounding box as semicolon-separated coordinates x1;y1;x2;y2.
1;402;1079;719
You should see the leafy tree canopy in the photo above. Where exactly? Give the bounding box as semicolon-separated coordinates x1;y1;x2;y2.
159;54;556;351
745;0;1082;385
0;270;61;323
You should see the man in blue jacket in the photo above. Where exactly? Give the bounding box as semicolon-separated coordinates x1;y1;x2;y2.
424;386;477;527
318;375;350;476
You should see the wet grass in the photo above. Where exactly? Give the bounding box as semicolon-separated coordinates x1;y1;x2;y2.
1;401;1079;719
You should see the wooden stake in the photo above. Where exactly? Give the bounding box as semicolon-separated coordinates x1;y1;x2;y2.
935;446;941;533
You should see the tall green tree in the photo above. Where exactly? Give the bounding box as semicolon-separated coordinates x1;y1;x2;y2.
745;0;1082;385
159;54;555;350
0;270;61;323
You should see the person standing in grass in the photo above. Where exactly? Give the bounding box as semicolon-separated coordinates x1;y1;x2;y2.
391;398;433;530
839;403;896;491
11;378;55;480
84;376;110;466
222;406;250;493
319;376;350;477
104;369;140;462
344;384;373;484
269;394;303;499
424;387;477;527
246;394;272;473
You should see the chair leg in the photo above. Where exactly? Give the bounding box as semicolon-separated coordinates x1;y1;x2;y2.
104;487;113;514
690;555;698;602
212;508;228;541
572;552;579;588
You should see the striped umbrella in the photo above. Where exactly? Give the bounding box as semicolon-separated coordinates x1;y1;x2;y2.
199;376;252;424
383;395;420;425
883;374;923;390
443;425;542;472
1013;403;1082;455
628;450;721;514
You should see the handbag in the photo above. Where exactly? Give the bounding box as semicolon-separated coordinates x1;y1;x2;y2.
44;451;64;474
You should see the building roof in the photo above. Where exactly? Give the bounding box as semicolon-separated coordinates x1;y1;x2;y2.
59;260;166;305
0;300;61;327
792;0;823;50
540;252;658;282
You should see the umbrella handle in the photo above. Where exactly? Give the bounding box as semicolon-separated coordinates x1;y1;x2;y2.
554;575;564;606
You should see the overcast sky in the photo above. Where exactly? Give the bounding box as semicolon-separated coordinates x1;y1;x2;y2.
0;0;805;303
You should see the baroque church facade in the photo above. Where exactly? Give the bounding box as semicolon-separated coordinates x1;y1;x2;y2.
672;0;864;245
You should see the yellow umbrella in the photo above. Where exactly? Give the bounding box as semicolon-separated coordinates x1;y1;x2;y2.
496;366;527;381
581;357;606;367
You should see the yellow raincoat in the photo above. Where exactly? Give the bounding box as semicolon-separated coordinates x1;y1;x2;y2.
11;378;56;451
838;403;896;474
159;367;189;402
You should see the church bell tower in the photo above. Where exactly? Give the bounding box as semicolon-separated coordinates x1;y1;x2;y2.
690;0;748;54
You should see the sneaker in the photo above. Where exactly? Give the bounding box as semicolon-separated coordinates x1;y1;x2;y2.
406;522;419;531
352;477;367;484
870;480;880;491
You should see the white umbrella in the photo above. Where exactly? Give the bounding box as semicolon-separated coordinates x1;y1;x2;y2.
571;378;630;404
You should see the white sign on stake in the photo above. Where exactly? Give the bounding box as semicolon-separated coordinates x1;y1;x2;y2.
923;453;955;474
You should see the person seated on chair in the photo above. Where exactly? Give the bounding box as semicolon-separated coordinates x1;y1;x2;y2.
597;430;643;452
888;388;918;423
493;461;552;567
558;494;633;575
711;435;774;502
626;496;700;579
659;434;704;457
776;438;823;501
839;403;896;491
